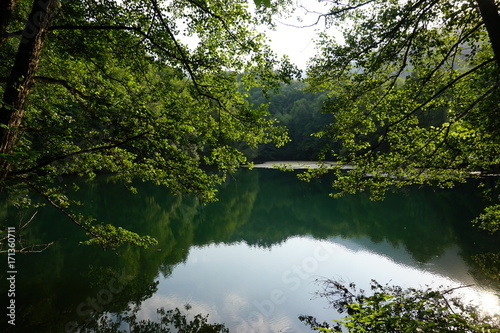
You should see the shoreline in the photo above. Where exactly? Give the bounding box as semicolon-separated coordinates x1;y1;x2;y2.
246;161;353;170
245;161;500;177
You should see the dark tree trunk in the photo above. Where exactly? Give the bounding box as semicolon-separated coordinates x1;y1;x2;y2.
0;0;58;184
475;0;500;69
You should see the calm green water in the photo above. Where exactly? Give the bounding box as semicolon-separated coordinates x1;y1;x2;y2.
1;169;499;332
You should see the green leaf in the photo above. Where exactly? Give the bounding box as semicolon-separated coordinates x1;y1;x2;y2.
254;0;271;7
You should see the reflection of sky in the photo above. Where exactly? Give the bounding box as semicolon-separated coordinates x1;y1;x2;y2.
330;236;475;284
136;237;499;332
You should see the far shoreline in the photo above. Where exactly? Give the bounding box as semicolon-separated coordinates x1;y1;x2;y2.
245;161;350;170
245;161;500;177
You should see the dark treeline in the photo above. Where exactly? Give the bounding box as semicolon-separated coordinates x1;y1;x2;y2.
246;81;335;161
246;78;449;163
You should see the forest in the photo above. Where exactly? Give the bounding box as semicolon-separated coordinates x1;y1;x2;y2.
245;81;332;161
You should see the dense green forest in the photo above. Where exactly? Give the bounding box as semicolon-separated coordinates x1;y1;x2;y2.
246;81;334;161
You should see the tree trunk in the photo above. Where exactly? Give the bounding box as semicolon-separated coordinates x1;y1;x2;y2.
475;0;500;69
0;0;58;184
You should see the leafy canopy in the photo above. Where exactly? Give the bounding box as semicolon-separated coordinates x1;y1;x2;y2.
0;0;297;248
304;0;500;233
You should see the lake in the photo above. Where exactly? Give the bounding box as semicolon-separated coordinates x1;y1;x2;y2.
1;168;499;332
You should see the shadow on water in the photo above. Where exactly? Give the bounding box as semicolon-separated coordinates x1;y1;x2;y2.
0;169;498;332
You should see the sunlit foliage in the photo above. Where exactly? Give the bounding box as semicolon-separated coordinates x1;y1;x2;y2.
0;0;297;248
305;0;500;232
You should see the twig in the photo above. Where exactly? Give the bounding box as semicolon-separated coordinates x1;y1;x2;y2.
0;211;55;253
17;241;54;253
0;211;38;242
17;178;97;237
439;284;475;314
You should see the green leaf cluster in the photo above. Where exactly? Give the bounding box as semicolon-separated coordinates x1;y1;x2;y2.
474;204;500;233
81;224;158;249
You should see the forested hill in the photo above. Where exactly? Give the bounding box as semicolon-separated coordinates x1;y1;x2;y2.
246;81;334;161
246;76;450;163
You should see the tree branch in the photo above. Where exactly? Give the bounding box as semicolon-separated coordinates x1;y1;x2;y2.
388;57;496;129
49;13;251;125
283;0;378;28
17;178;97;237
49;24;186;64
183;0;247;48
35;75;88;99
0;210;55;254
11;131;151;176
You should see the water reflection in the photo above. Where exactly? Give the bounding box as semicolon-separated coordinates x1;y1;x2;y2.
144;238;499;332
0;169;498;332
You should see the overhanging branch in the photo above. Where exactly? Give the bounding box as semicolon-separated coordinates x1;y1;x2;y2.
390;57;496;129
282;0;377;28
15;178;97;237
49;24;185;63
11;131;151;176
